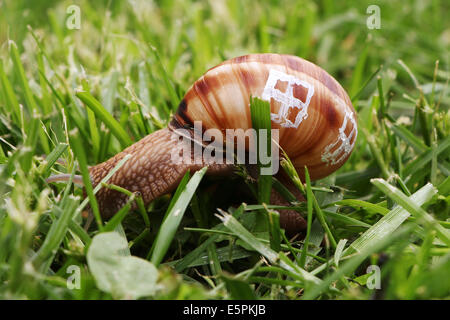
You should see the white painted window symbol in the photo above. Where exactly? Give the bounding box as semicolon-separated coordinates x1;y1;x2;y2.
321;109;357;165
262;69;315;128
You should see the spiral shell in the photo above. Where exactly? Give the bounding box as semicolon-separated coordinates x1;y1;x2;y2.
170;53;357;181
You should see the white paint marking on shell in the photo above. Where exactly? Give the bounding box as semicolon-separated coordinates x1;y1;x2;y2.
262;69;315;129
321;108;357;165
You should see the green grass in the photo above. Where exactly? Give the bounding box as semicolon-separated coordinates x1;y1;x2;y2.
0;0;449;299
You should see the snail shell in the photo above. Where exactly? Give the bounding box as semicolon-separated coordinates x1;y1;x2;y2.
170;53;357;181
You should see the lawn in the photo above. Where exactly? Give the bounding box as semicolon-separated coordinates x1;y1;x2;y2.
0;0;449;300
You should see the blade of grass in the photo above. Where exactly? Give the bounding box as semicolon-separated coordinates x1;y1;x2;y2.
351;65;382;103
150;167;207;267
169;245;252;269
221;273;257;300
215;210;278;263
303;224;416;299
389;123;428;152
264;205;281;252
101;182;150;228
184;226;327;262
9;41;39;113
299;167;314;267
9;41;50;155
103;194;135;232
310;183;438;277
75;90;133;148
69;128;103;231
207;242;222;276
36;52;52;115
348;182;438;254
39;143;68;177
321;210;372;228
250;96;273;204
306;167;337;249
403;134;450;177
333;199;390;215
349;44;369;99
174;204;246;272
147;46;180;109
0;59;21;123
32;195;79;270
215;210;321;285
371;179;450;246
334;239;348;267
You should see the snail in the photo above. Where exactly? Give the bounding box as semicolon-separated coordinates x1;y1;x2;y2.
49;54;357;235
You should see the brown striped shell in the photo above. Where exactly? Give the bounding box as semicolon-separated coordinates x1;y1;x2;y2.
170;53;357;181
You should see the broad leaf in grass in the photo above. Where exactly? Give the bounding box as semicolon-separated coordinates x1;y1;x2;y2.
87;232;158;299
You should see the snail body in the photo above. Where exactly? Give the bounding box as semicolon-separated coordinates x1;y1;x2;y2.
84;54;357;233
